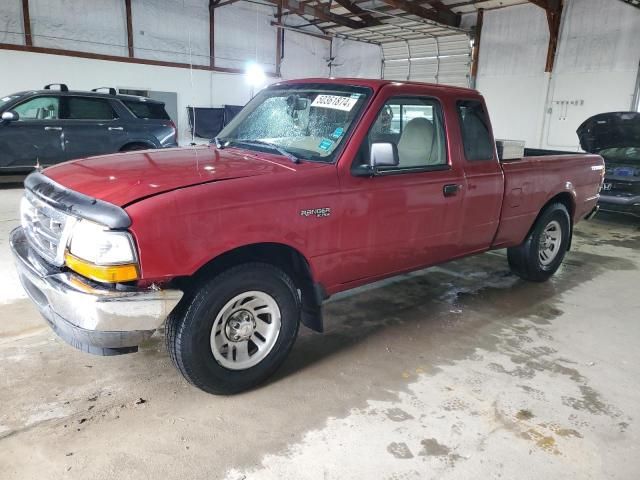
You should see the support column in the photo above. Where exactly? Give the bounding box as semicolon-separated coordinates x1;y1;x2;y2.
209;0;216;68
275;0;283;76
125;0;134;57
469;8;484;89
22;0;32;46
544;2;562;72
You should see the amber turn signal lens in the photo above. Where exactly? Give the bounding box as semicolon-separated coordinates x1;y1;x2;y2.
64;252;139;283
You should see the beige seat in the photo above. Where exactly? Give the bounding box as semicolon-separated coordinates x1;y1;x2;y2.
397;117;438;167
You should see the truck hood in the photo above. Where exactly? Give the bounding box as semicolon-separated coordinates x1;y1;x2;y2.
577;112;640;153
43;146;299;206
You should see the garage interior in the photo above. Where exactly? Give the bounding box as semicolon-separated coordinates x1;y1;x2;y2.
1;0;640;479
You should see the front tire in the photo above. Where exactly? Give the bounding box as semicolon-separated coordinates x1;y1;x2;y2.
166;263;300;395
507;202;571;282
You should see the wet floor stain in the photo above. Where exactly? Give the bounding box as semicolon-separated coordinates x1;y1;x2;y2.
419;438;463;466
573;228;640;249
419;438;450;456
524;429;560;455
518;385;546;400
387;442;414;459
516;409;534;421
385;408;414;422
539;423;583;439
441;398;468;411
562;385;621;417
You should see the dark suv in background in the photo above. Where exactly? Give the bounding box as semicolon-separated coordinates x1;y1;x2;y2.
0;84;177;173
578;111;640;217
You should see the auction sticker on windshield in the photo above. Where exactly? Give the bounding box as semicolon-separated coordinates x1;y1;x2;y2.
311;95;358;112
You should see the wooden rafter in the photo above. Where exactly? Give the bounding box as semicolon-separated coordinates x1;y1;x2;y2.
273;0;461;30
527;0;563;72
378;0;460;28
470;8;483;85
209;0;243;8
544;2;562;72
262;0;370;29
333;0;382;26
423;0;460;16
527;0;562;11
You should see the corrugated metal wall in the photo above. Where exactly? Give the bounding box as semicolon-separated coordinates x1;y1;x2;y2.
381;34;471;87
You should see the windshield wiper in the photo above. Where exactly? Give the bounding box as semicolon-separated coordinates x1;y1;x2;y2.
212;137;228;149
230;140;300;164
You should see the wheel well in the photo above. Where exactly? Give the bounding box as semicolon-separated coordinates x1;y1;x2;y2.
181;243;325;332
120;142;154;152
531;192;576;249
547;192;575;220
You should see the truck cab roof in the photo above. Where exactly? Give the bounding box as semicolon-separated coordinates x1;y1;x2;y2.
274;77;480;96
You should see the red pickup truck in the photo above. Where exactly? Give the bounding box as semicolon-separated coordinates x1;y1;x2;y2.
11;78;604;394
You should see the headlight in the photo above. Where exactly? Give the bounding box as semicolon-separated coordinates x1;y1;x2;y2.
65;220;139;283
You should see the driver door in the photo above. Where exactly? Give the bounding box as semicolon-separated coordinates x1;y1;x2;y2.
0;95;65;169
337;94;466;283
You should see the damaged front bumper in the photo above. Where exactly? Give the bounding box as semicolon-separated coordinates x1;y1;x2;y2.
10;227;183;356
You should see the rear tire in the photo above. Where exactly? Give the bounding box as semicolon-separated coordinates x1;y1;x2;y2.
507;202;571;282
166;263;300;395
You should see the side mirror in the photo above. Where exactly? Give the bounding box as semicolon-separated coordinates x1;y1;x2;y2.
370;142;399;167
1;111;18;124
352;142;399;177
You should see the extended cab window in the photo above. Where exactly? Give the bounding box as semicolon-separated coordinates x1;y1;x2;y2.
367;97;447;169
64;97;118;120
13;96;60;120
457;100;494;161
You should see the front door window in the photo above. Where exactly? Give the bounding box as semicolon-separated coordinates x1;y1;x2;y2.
13;96;60;121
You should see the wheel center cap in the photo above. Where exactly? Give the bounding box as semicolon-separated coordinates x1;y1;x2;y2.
225;310;255;342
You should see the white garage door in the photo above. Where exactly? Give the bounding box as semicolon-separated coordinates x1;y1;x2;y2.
381;34;471;88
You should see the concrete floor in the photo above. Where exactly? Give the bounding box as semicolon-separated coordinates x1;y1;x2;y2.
1;185;639;480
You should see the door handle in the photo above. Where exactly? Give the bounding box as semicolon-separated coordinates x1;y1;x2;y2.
44;126;62;131
108;127;124;131
443;184;460;197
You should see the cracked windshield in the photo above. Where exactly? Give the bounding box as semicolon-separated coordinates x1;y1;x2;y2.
218;86;370;162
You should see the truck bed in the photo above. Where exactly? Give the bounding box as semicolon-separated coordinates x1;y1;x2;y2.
492;153;604;248
523;148;580;157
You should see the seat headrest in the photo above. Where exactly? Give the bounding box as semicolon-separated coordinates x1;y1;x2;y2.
398;117;436;167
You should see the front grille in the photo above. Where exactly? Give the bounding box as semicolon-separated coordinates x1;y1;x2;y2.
610;181;640;195
20;190;75;266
